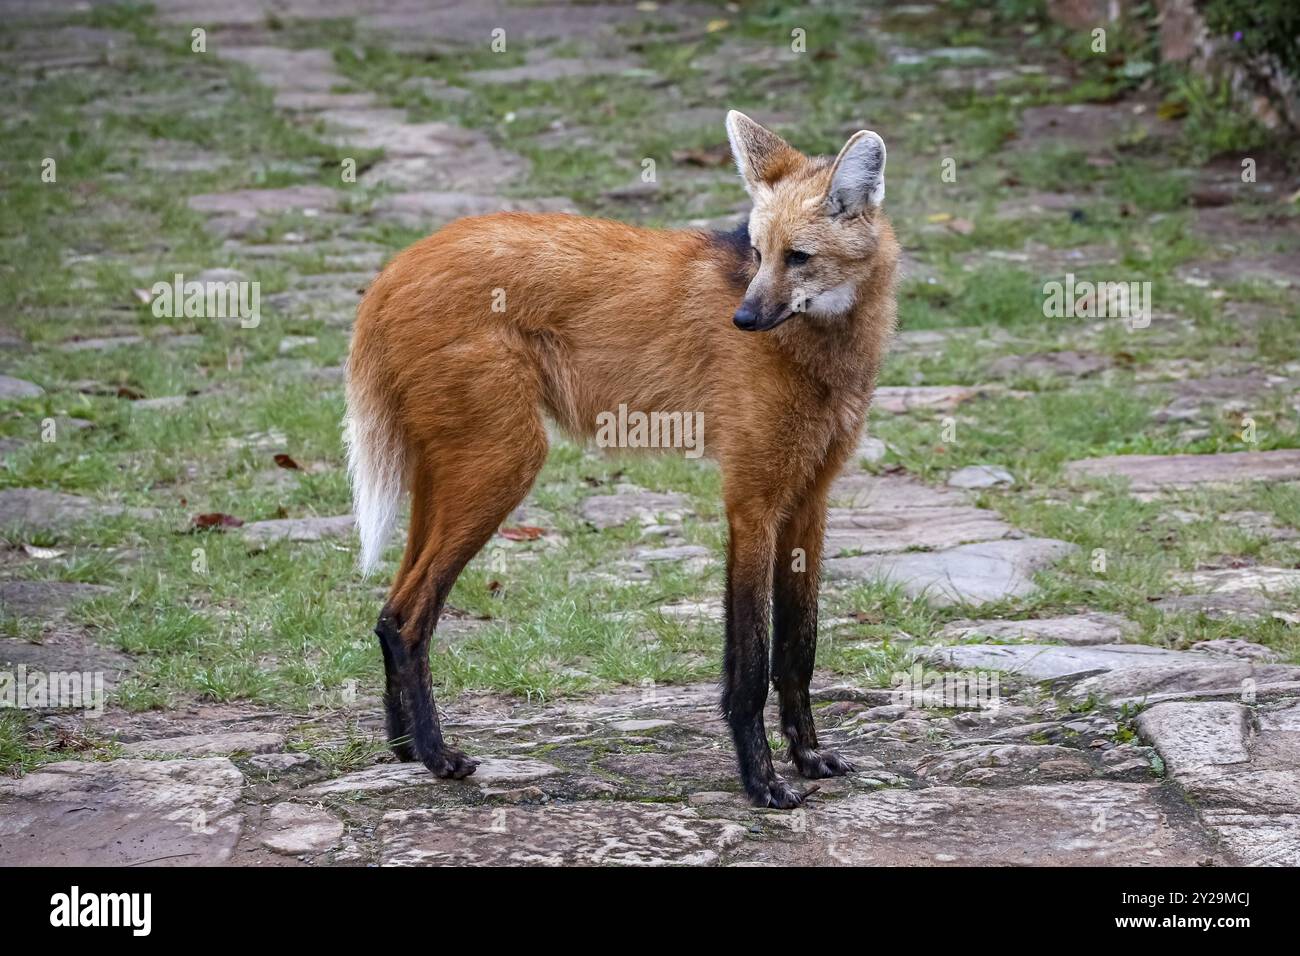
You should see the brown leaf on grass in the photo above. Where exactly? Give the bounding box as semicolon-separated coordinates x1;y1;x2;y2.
848;610;883;624
273;453;300;470
116;385;146;400
191;512;244;531
1156;99;1188;121
499;525;545;541
672;143;731;167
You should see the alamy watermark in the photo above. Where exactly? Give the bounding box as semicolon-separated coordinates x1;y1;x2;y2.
50;886;151;936
890;662;999;712
150;272;260;328
595;404;704;459
1043;272;1150;330
1;666;105;717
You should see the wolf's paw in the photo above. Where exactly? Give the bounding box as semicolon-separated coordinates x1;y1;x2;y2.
790;747;856;780
423;747;479;779
749;775;819;809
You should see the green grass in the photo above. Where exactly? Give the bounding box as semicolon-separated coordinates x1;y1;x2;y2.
2;0;1297;776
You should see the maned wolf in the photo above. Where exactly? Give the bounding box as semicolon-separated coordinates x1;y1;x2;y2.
345;111;898;808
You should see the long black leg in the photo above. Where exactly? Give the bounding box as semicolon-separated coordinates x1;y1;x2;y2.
378;586;477;779
375;604;415;761
772;516;855;780
721;517;809;808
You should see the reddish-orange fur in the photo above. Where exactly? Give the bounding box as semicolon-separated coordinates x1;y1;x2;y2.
346;112;898;803
350;210;895;621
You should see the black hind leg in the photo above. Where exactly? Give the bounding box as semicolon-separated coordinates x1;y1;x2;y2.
376;606;415;761
376;604;477;778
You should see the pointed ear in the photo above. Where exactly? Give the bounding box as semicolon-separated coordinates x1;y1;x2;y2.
725;110;803;197
826;130;886;216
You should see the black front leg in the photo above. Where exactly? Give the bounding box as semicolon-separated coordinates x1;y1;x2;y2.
772;498;855;780
721;516;810;809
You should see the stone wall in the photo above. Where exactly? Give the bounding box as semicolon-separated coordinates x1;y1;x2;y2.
1046;0;1299;130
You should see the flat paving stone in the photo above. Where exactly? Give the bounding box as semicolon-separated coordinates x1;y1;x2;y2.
1173;566;1300;596
0;634;131;691
466;52;647;85
1065;449;1300;490
915;743;1094;785
824;537;1077;606
987;350;1110;379
1178;254;1300;288
187;185;340;217
369;191;575;229
655;598;723;623
219;45;364;111
873;385;980;414
0;374;43;399
1153;591;1293;623
1148;370;1287;424
241;514;354;547
378;802;746;866
0;758;244;866
824;504;1013;555
312;112;528;193
1139;699;1300;865
1190;638;1282;662
1136;701;1252;775
831;472;968;510
258;803;345;856
1018;102;1178;149
1068;661;1300;707
580;489;690;530
59;334;144;352
0;580;112;618
937;612;1136;646
929;642;1206;681
801;782;1210;865
119;732;285;757
947;464;1014;489
304;756;558;797
0;488;158;533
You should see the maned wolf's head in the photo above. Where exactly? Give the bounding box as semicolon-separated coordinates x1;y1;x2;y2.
725;110;888;332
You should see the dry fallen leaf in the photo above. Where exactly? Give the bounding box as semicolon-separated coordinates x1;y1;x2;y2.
1156;99;1188;121
671;144;731;167
273;453;301;470
499;525;545;541
191;512;244;531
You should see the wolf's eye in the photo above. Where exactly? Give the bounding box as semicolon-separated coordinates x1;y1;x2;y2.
785;250;812;267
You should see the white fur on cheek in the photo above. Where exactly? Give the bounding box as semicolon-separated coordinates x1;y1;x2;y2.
805;281;857;318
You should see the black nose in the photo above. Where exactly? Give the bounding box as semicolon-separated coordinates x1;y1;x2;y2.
733;305;760;330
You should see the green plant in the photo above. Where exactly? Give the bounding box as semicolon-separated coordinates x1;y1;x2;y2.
1202;0;1300;79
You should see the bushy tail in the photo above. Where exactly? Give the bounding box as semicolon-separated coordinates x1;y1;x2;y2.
343;368;405;576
